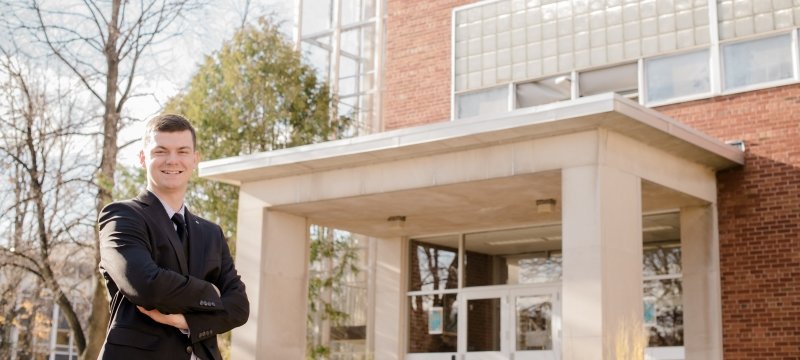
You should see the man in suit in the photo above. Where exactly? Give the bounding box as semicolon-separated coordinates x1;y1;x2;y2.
98;114;249;360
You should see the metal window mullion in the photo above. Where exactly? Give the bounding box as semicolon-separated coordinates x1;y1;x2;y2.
638;58;646;105
793;29;800;81
373;0;386;132
406;289;460;297
570;70;578;100
708;0;722;95
643;273;682;282
294;0;303;51
458;233;465;289
451;8;457;120
329;0;343;126
48;302;59;360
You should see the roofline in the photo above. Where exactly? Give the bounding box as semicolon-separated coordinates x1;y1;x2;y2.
199;93;744;185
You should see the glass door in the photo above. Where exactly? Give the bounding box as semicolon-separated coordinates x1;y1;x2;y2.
458;285;560;360
511;288;560;360
461;292;506;360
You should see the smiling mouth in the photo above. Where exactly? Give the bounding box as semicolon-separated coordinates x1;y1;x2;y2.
161;170;184;174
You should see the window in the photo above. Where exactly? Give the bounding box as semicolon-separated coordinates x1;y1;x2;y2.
463;224;562;286
723;33;793;91
456;86;509;119
407;237;459;353
515;75;571;108
643;242;683;347
579;63;638;98
645;50;710;103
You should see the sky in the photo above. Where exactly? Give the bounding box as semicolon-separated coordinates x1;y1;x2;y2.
117;0;295;164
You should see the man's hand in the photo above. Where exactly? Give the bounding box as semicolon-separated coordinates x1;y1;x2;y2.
137;306;188;330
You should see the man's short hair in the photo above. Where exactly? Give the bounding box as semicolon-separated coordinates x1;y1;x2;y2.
142;114;197;149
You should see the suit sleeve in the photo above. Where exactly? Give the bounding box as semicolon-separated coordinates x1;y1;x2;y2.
99;202;223;314
184;225;249;343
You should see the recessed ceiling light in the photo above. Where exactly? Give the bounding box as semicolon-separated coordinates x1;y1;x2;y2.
488;238;546;246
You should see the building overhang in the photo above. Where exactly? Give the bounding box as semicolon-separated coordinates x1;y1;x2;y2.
200;93;743;186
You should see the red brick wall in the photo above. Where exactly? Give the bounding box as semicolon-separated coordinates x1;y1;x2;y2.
657;84;800;359
384;0;473;130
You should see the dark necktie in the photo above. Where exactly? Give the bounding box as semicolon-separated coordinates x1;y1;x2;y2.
171;213;190;259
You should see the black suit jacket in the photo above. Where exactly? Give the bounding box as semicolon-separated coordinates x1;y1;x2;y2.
98;190;249;360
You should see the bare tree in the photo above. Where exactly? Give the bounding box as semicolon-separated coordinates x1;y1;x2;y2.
2;1;205;358
0;44;97;358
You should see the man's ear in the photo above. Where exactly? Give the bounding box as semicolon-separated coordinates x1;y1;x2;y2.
139;150;146;168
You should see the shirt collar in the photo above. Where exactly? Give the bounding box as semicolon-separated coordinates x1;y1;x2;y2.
148;190;185;219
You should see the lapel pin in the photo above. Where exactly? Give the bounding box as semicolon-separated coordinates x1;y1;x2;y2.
195;220;199;224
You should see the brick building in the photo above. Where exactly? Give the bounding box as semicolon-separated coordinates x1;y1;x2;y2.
201;1;800;359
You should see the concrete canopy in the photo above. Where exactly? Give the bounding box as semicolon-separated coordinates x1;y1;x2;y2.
199;93;743;238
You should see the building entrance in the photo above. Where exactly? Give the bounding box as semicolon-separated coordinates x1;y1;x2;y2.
460;284;561;360
406;284;561;360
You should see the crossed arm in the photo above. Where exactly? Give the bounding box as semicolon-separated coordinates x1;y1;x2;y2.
136;283;219;330
99;202;248;338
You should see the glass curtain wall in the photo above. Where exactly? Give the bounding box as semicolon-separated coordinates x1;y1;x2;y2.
407;212;684;354
307;226;370;360
297;0;384;137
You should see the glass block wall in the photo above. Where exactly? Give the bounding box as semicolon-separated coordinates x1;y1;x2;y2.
454;0;712;93
717;0;800;39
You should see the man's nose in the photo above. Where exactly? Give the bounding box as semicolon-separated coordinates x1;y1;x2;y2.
165;152;179;163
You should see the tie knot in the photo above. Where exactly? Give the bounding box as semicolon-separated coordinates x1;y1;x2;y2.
171;213;186;227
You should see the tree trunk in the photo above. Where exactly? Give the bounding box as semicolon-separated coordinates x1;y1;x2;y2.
83;1;121;358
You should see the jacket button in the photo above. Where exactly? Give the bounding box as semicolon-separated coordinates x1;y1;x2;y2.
186;345;193;354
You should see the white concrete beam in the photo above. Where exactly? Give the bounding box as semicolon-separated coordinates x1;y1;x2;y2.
603;130;717;203
242;131;598;207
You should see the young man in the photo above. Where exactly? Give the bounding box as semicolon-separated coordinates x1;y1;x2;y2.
98;114;248;360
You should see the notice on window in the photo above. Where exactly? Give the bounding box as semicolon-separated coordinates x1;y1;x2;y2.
428;307;443;335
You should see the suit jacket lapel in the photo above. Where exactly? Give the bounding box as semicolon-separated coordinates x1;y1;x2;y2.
136;190;189;274
184;208;203;277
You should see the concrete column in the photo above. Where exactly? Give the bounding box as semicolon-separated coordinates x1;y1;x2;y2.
230;192;266;359
681;205;723;360
231;190;310;360
373;237;403;360
561;165;643;360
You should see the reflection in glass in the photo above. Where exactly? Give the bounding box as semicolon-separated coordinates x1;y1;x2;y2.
516;295;553;351
516;75;571;108
409;240;459;292
643;244;681;277
723;34;792;90
645;50;709;103
644;279;683;346
467;298;501;352
456;86;509;119
513;252;562;284
579;63;638;97
408;294;458;353
465;251;562;287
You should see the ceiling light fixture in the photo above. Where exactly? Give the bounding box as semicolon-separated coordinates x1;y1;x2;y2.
536;199;557;213
387;215;406;230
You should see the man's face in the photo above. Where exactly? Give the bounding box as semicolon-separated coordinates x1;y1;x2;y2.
139;130;199;197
